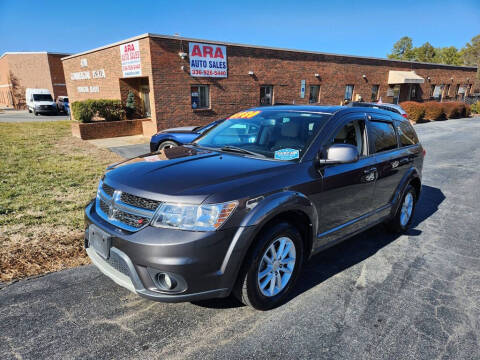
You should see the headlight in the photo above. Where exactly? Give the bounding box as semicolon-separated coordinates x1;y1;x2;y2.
151;201;238;231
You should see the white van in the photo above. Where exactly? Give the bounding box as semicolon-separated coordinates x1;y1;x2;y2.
25;88;57;115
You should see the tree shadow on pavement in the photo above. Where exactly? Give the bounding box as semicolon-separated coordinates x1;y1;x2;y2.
193;185;445;309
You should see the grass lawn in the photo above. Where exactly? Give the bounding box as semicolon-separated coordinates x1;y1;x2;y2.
0;121;122;282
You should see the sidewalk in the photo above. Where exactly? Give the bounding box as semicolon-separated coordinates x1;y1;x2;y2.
87;135;150;158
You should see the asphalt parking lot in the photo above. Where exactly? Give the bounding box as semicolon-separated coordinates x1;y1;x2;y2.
0;109;70;122
1;117;479;359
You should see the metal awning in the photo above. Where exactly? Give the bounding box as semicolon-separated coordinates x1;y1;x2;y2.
388;71;425;84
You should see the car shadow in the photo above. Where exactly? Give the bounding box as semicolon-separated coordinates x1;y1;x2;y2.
193;185;445;310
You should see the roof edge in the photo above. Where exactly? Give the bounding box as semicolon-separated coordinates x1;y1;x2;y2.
61;33;151;60
0;51;71;60
62;32;478;71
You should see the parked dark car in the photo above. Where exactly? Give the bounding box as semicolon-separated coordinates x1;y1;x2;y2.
150;119;224;152
56;96;69;113
85;105;424;310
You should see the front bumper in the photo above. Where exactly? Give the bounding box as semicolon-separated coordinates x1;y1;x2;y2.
84;201;255;302
35;107;57;114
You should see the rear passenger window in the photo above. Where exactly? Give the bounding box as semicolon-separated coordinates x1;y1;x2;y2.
369;121;397;153
398;122;419;146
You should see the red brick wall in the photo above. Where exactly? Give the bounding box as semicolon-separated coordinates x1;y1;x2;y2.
62;35;478;132
148;37;477;130
63;37;154;122
71;119;145;139
0;53;69;108
0;56;12;107
47;54;68;99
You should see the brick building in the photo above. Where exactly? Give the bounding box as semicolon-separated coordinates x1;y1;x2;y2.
0;52;70;108
62;33;478;134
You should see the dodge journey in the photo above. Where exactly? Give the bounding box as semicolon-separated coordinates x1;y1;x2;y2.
84;105;424;310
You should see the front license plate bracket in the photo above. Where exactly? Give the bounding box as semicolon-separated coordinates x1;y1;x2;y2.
88;224;111;260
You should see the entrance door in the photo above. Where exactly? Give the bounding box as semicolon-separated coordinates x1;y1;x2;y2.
140;85;151;117
260;86;273;105
392;85;401;104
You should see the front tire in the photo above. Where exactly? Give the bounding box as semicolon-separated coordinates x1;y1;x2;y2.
158;140;179;151
386;184;417;233
233;222;304;310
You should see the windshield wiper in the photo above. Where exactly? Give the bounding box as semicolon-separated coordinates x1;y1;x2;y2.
219;145;265;158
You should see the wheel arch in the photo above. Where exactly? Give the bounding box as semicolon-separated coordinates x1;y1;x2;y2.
390;168;422;217
259;210;313;260
221;191;317;294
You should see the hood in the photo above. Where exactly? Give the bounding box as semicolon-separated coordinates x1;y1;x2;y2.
161;126;198;133
103;146;293;204
35;101;56;106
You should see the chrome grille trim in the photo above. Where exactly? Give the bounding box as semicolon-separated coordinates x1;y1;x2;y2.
95;180;161;232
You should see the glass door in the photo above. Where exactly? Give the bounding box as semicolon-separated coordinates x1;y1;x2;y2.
392;85;401;104
140;85;151;117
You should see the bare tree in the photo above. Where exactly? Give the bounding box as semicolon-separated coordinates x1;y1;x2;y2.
8;71;25;109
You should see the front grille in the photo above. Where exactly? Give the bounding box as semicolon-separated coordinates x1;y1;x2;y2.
106;251;130;276
120;192;160;211
102;183;115;197
115;209;149;228
96;181;160;232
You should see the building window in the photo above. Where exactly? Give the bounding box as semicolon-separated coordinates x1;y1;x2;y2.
457;84;468;100
309;85;320;103
445;84;450;97
260;85;273;105
371;85;379;101
191;85;209;109
432;85;444;100
410;84;417;99
344;85;354;101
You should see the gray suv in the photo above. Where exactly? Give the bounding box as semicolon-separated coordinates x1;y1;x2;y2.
85;105;424;310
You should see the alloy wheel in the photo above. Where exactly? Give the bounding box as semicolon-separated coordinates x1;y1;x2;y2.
257;236;296;297
400;192;414;226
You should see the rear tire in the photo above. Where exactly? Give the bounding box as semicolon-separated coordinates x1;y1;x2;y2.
233;222;304;310
158;140;179;151
386;184;417;233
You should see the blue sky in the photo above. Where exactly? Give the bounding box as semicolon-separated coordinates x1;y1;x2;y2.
0;0;479;58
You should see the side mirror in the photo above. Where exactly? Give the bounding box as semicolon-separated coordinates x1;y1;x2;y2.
318;143;359;165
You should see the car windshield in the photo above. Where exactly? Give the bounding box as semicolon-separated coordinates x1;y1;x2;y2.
33;94;53;101
63;97;69;103
194;110;331;160
196;120;221;134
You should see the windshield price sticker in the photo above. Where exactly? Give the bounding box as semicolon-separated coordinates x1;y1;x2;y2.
274;148;300;160
228;111;261;119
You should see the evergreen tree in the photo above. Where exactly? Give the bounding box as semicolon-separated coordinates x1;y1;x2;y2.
125;91;136;119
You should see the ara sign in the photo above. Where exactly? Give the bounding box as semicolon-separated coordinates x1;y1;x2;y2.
189;42;227;78
120;41;142;77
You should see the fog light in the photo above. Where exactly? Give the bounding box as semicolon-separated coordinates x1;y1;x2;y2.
157;273;177;290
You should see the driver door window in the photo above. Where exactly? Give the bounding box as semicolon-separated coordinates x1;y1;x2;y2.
332;120;367;157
